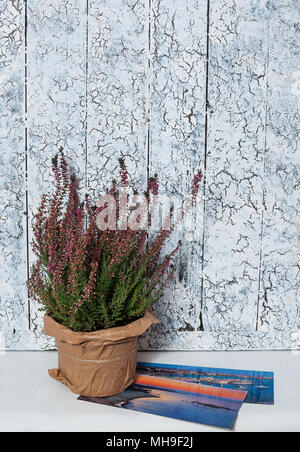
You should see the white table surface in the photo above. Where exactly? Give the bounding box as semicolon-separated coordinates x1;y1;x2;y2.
0;350;299;432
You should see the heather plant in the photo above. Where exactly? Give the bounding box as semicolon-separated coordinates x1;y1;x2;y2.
28;150;202;332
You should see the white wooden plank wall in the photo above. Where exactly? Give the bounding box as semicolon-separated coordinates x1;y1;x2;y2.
0;0;299;350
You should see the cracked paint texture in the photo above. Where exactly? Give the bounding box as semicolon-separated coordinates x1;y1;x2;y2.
27;0;87;348
0;0;299;350
143;0;207;344
87;0;148;197
259;0;300;332
0;1;28;349
202;0;269;333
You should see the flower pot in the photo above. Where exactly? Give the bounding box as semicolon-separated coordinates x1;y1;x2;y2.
43;310;158;397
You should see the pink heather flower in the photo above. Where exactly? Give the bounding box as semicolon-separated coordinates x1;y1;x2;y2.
28;151;203;331
192;171;203;203
148;175;159;196
119;157;129;185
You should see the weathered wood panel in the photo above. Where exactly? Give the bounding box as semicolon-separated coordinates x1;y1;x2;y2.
26;0;88;348
139;329;300;350
142;0;208;348
202;0;268;333
0;1;28;349
259;0;300;332
87;0;148;197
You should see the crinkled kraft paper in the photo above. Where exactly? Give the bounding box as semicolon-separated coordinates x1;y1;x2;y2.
44;310;159;397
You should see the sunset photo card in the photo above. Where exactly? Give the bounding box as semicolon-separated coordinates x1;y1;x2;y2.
79;377;247;429
137;362;275;405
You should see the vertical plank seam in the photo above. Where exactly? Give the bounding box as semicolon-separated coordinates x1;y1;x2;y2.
199;0;211;332
147;0;152;188
256;15;270;332
24;0;30;330
85;0;89;194
146;0;152;251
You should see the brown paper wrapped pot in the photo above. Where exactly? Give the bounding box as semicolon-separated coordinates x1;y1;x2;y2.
44;310;158;397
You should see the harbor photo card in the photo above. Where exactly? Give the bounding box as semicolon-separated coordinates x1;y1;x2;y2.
137;362;275;405
79;377;247;429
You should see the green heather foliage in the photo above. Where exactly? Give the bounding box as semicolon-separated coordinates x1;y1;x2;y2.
28;150;202;332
